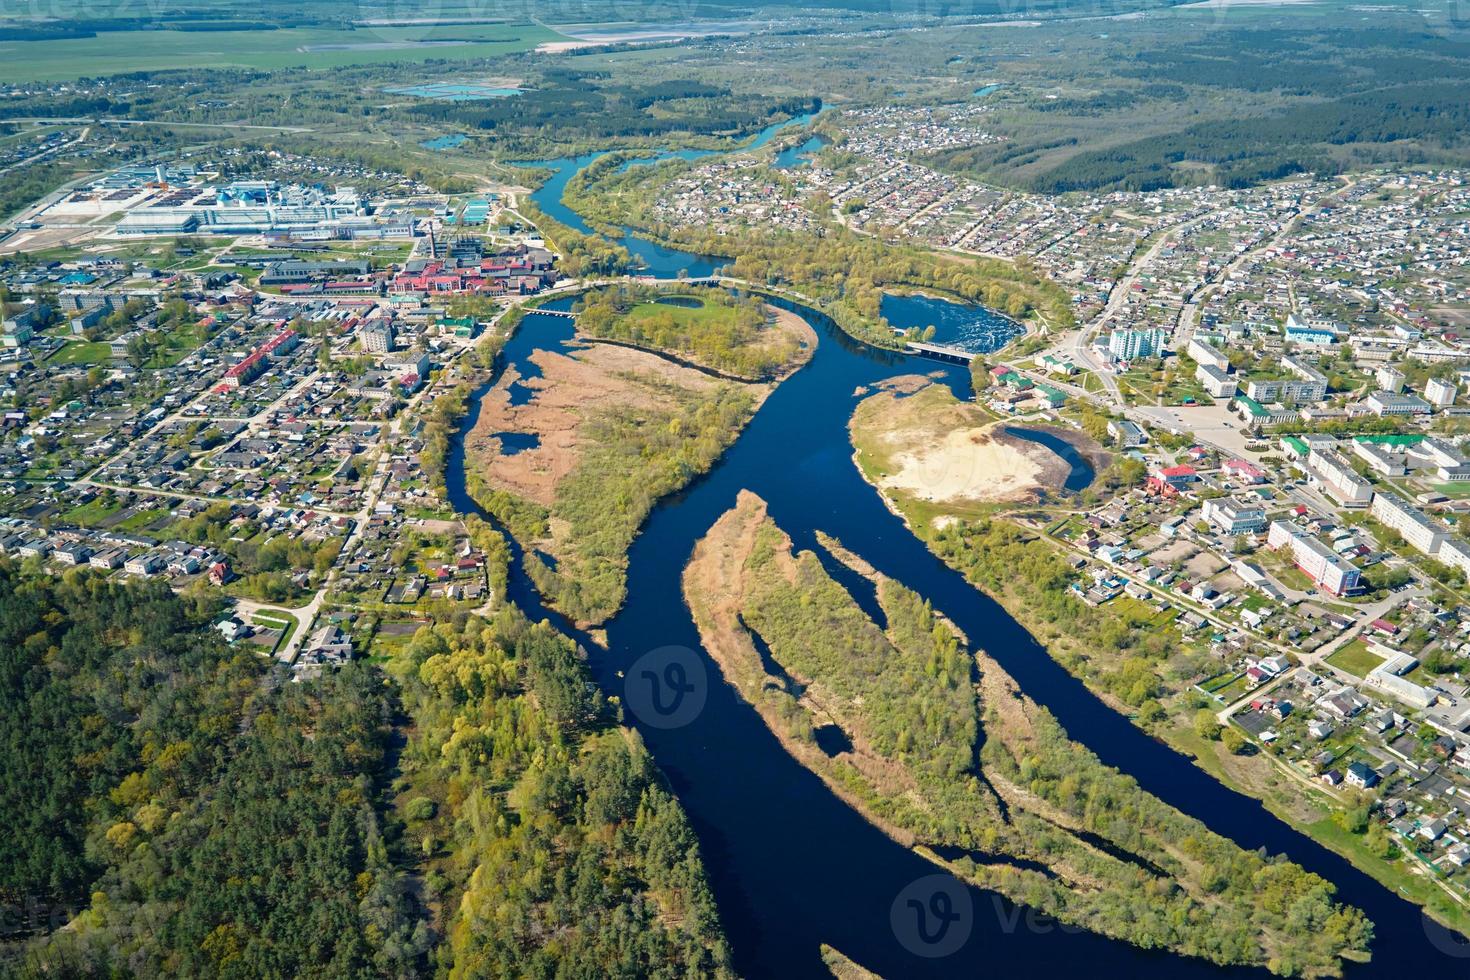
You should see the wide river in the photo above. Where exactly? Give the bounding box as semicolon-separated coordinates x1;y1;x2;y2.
444;128;1470;977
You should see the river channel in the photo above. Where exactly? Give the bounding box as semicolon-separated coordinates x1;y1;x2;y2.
443;125;1469;977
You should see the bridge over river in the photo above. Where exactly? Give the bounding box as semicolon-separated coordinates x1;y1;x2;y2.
903;339;976;363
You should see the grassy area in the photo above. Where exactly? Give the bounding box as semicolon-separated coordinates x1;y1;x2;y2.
1326;638;1384;678
0;23;560;84
1306;815;1470;939
143;321;211;369
251;609;297;654
48;341;112;366
61;496;123;526
115;506;172;532
1212;674;1254;705
625;296;727;328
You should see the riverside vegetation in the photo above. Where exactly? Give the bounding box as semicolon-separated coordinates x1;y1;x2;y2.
560;153;1076;345
474;379;758;626
467;292;811;626
848;386;1470;938
573;285;804;381
683;491;1373;978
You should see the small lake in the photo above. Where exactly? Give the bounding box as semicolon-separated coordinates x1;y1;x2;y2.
974;83;1004;98
419;134;467;151
1005;426;1096;492
773;134;830;170
492;431;540;455
388;82;520;101
880;292;1024;354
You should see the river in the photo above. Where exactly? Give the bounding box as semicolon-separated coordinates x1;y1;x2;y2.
515;110;819;279
447;295;1470;978
450;133;1470;977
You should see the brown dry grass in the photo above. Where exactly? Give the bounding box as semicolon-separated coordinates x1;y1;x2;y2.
466;341;720;507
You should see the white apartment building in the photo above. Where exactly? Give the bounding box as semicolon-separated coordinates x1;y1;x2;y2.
1267;521;1362;595
1427;377;1458;408
360;319;395;353
1370;490;1446;557
1352;439;1408;477
1439;538;1470;577
1306;448;1374;507
1187;337;1231;371
1376;366;1405;393
1196;362;1237;398
1365;391;1433;416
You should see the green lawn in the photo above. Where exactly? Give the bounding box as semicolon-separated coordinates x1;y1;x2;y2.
1306;814;1470;940
48;341;112;366
143;322;211;368
1327;639;1385;678
625;296;731;329
0;23;560;84
116;506;172;533
61;497;122;525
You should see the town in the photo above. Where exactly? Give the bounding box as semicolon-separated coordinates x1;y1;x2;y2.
0;151;557;676
6;98;1470;960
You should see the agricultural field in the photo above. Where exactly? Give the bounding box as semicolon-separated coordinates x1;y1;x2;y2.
0;22;560;84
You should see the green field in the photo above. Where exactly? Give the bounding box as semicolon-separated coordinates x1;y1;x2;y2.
61;496;122;526
0;23;560;84
48;341;112;366
625;296;728;328
1327;638;1385;678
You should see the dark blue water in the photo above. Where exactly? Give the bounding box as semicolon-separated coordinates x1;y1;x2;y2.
881;292;1025;354
501;296;578;405
1005;426;1096;492
492;431;539;455
773;134;830;170
516;111;819;279
446;294;1466;979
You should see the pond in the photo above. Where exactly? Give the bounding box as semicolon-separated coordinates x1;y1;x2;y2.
491;431;539;456
773;134;830;170
1004;426;1096;491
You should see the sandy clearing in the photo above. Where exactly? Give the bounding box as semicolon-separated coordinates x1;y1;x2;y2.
853;382;1072;507
885;426;1045;504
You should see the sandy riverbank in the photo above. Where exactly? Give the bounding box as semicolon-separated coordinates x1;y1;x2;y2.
851;378;1072;510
